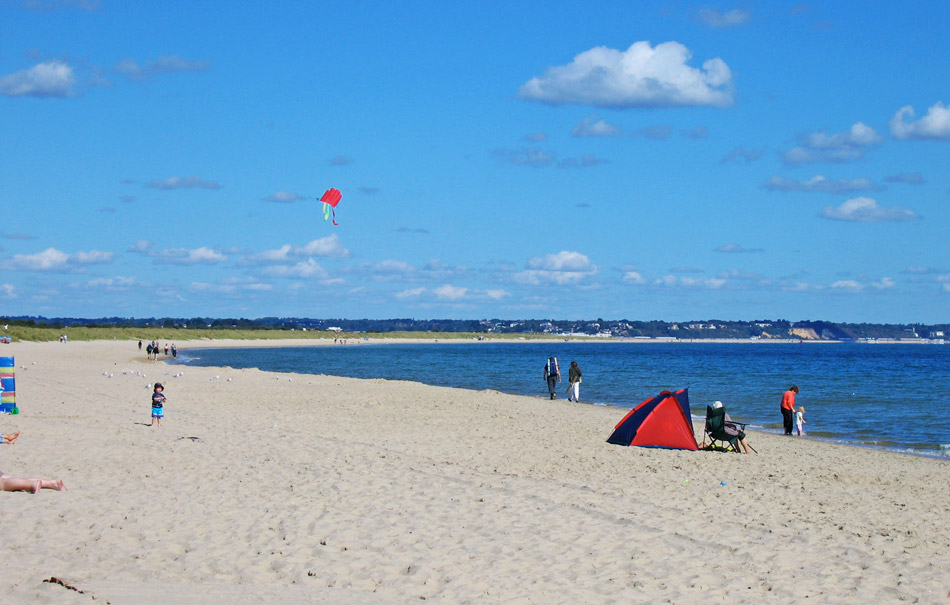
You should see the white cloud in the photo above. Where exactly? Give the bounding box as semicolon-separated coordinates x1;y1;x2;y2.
872;277;896;290
0;283;15;297
395;287;426;299
295;234;351;258
783;122;883;165
571;115;621;137
890;102;950;140
622;271;647;285
153;246;227;265
73;250;114;264
516;251;598;285
518;41;733;108
262;258;328;279
654;275;726;289
819;197;919;222
485;289;509;300
762;175;883;194
434;284;468;300
145;176;222;190
0;60;75;97
10;247;112;271
698;8;751;28
831;280;863;291
86;276;141;289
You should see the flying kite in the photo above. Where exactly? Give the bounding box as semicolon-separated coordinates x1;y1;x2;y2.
319;188;342;225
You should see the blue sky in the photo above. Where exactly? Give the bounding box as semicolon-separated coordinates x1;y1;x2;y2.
1;1;948;323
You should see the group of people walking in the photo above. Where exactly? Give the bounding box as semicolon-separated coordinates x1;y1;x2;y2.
140;340;177;360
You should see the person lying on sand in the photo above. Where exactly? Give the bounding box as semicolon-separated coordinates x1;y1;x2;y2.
0;471;66;493
2;430;20;444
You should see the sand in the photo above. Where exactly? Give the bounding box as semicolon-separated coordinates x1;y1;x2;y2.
1;339;947;603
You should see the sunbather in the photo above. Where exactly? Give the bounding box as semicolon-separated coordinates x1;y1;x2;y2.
2;430;20;444
0;471;66;493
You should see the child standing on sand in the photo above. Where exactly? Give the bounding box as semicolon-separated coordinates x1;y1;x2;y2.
151;383;165;427
795;406;806;436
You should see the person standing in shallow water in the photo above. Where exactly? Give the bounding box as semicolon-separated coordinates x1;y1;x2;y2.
781;385;799;435
567;361;582;402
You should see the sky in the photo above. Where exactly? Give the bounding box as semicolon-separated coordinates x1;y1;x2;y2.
1;1;948;323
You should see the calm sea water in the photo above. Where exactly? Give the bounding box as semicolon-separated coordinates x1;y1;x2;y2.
175;341;950;458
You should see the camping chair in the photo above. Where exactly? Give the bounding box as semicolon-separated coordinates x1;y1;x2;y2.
701;405;747;453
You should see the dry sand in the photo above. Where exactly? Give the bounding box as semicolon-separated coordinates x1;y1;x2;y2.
1;340;947;603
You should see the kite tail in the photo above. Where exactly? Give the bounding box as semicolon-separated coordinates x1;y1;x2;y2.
323;203;339;225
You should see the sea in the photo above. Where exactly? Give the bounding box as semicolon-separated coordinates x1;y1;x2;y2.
174;341;950;459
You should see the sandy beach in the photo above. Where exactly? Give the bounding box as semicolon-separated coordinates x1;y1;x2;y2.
1;340;947;603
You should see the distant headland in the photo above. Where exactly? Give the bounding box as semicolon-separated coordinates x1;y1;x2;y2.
2;316;947;343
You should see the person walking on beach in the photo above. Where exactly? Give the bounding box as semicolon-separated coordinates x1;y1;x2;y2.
567;361;582;402
795;406;806;436
781;385;799;435
543;356;561;400
151;383;166;427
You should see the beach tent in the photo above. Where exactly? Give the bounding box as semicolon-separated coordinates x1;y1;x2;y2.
0;357;16;413
606;388;698;450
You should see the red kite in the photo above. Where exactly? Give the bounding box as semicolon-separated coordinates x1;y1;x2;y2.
320;188;342;225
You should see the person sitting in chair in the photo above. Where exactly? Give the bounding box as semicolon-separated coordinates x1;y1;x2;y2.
713;401;753;454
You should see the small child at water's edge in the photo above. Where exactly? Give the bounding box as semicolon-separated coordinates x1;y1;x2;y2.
795;406;806;436
151;383;166;427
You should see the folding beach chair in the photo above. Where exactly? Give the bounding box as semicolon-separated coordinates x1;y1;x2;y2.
701;405;747;453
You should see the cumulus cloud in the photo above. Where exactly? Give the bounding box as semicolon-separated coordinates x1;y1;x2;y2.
762;175;883;194
571;115;621;137
0;60;75;97
890;102;950;140
245;235;351;265
831;280;863;291
10;247;113;271
819;197;919;222
152;246;227;265
515;251;598;285
622;271;647;285
85;276;141;290
433;284;468;300
115;55;210;79
262;258;328;279
145;176;222;190
654;275;726;289
395;287;426;299
783;122;883;164
0;283;14;298
698;8;751;28
872;277;896;290
715;243;763;253
262;190;305;203
517;41;734;109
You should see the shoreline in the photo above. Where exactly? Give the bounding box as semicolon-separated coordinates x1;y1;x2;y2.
171;338;950;461
2;340;948;602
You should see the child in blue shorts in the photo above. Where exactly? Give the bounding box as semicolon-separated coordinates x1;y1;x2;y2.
151;383;166;427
